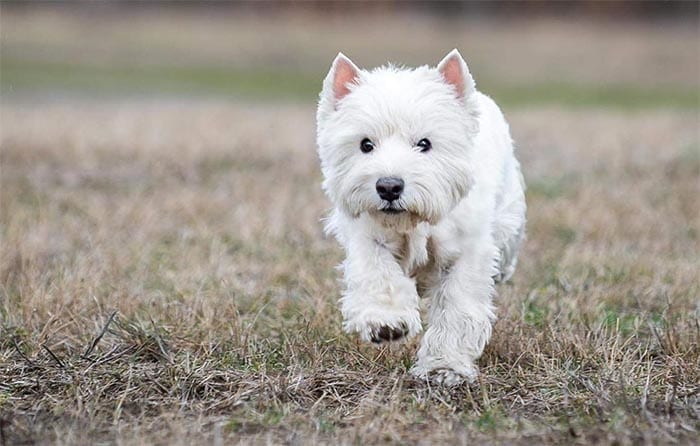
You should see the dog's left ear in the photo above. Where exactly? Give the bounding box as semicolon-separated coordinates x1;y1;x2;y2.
437;49;476;100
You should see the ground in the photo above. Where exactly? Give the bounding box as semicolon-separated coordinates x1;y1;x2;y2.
1;8;699;446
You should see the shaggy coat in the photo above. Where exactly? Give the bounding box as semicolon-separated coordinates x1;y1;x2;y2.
316;50;526;385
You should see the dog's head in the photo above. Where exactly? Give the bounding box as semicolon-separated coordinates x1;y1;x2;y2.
316;50;479;228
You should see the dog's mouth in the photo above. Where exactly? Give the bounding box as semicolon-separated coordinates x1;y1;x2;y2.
379;205;406;215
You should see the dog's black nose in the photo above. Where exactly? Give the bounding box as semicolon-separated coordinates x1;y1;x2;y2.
376;177;404;202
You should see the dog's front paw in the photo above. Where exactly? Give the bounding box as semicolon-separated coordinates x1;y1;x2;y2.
341;277;422;344
370;323;410;343
410;358;479;386
342;302;421;344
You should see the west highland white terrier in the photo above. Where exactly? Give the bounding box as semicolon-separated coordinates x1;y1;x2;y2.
316;50;526;385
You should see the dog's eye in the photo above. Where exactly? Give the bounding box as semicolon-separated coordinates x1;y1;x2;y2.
360;138;375;153
417;138;432;152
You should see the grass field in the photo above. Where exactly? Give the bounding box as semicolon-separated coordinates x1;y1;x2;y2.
1;8;699;445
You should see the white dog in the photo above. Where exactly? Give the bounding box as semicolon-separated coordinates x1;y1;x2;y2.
316;50;526;385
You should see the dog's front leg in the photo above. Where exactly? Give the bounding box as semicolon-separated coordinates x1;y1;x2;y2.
339;220;422;344
410;238;497;385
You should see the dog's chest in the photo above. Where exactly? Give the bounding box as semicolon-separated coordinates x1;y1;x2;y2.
397;231;429;274
382;223;445;279
385;223;464;294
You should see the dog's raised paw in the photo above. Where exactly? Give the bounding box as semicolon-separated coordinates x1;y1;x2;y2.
371;323;409;343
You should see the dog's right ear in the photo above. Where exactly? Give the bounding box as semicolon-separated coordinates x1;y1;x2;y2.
322;53;360;108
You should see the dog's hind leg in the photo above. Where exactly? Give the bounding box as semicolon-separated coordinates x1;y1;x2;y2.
494;220;525;284
492;158;526;284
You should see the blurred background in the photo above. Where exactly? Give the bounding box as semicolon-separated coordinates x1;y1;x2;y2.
2;0;698;107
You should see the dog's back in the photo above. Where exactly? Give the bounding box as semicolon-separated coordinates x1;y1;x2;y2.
457;92;526;283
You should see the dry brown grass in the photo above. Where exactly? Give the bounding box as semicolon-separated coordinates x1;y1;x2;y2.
1;100;698;445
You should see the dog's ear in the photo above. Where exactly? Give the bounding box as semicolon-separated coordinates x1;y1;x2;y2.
437;49;475;100
322;53;360;107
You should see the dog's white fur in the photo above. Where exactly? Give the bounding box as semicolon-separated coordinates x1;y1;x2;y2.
316;50;526;385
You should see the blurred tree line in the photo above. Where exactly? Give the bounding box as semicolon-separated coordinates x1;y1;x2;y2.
5;0;698;20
